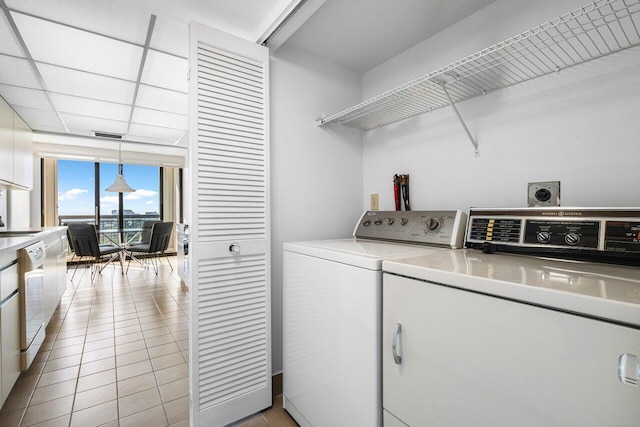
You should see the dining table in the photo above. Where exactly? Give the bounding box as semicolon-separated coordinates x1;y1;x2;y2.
97;228;145;273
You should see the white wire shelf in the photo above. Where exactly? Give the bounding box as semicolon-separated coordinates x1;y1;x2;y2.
317;0;640;133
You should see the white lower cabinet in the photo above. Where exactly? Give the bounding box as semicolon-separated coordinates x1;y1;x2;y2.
1;291;20;404
382;273;640;426
0;261;20;406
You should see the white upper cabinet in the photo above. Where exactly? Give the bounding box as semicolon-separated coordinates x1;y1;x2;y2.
0;99;13;185
0;96;33;189
12;112;33;189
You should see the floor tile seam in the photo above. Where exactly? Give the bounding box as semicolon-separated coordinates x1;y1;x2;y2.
70;390;119;419
53;272;117;424
147;282;188;344
64;277;116;419
113;277;157;421
15;271;83;419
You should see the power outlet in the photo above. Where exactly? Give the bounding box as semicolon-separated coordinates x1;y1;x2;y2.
370;194;379;210
528;181;561;207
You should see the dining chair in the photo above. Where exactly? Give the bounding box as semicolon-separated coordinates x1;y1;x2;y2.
68;223;121;281
126;221;174;274
128;220;161;248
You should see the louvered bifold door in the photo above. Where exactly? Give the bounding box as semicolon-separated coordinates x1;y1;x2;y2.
188;23;271;427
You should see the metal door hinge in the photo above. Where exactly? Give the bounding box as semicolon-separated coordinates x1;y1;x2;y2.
619;353;639;387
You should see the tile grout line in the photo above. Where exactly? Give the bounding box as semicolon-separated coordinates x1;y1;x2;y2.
19;267;86;426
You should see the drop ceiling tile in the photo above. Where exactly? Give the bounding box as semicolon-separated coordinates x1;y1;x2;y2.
131;107;187;130
0;84;51;110
38;63;136;104
0;55;42;89
59;112;128;134
135;84;187;115
13;106;64;128
140;50;188;93
150;17;188;58
50;93;131;122
13;13;143;81
0;12;25;57
128;123;187;143
6;0;150;44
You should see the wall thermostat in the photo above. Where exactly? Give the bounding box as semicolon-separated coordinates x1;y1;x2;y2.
527;181;560;207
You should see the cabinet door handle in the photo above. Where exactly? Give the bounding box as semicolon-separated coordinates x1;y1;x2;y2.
392;323;402;365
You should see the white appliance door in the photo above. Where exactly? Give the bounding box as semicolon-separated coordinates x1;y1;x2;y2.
283;251;382;427
383;273;640;427
188;23;271;427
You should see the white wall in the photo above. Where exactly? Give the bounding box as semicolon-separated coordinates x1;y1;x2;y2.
361;0;640;212
270;44;363;373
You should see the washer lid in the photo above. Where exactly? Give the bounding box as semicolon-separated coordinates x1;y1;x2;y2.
284;239;444;270
383;249;640;327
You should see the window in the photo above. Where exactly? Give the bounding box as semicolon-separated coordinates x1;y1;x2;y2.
57;160;96;224
58;160;161;245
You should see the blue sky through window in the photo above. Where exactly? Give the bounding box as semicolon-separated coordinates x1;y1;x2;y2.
58;160;159;216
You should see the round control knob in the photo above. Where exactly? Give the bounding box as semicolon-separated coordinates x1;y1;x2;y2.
536;231;551;243
363;220;371;227
423;217;442;233
374;220;383;225
400;218;408;226
229;243;241;255
387;218;395;225
565;233;580;246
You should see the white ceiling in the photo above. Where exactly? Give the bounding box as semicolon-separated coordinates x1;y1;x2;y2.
285;0;498;73
0;0;499;150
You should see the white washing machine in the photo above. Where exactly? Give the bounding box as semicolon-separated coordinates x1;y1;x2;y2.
283;210;467;427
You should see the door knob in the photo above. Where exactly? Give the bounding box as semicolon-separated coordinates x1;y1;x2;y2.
229;243;241;255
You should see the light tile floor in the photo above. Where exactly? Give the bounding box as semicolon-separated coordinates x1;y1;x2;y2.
0;257;189;426
0;256;298;427
234;395;298;427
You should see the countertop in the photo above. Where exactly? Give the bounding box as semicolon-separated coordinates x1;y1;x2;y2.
0;227;67;254
382;249;640;328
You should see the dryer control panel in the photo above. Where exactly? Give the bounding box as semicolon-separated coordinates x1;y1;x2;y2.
354;210;467;248
466;208;640;266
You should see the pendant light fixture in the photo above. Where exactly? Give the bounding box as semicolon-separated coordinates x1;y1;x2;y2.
105;143;135;193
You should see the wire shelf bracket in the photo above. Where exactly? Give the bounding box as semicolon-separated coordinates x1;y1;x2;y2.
441;82;479;156
316;0;640;155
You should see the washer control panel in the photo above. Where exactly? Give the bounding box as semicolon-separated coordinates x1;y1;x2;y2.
354;210;467;248
466;208;640;266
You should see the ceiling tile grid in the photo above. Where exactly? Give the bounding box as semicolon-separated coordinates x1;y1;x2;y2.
59;112;128;134
0;0;189;145
0;55;43;89
0;10;24;57
150;16;188;58
36;63;137;105
13;13;145;81
5;0;151;44
0;84;51;110
131;107;187;130
12;105;65;128
135;84;188;116
140;50;188;93
49;93;132;122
